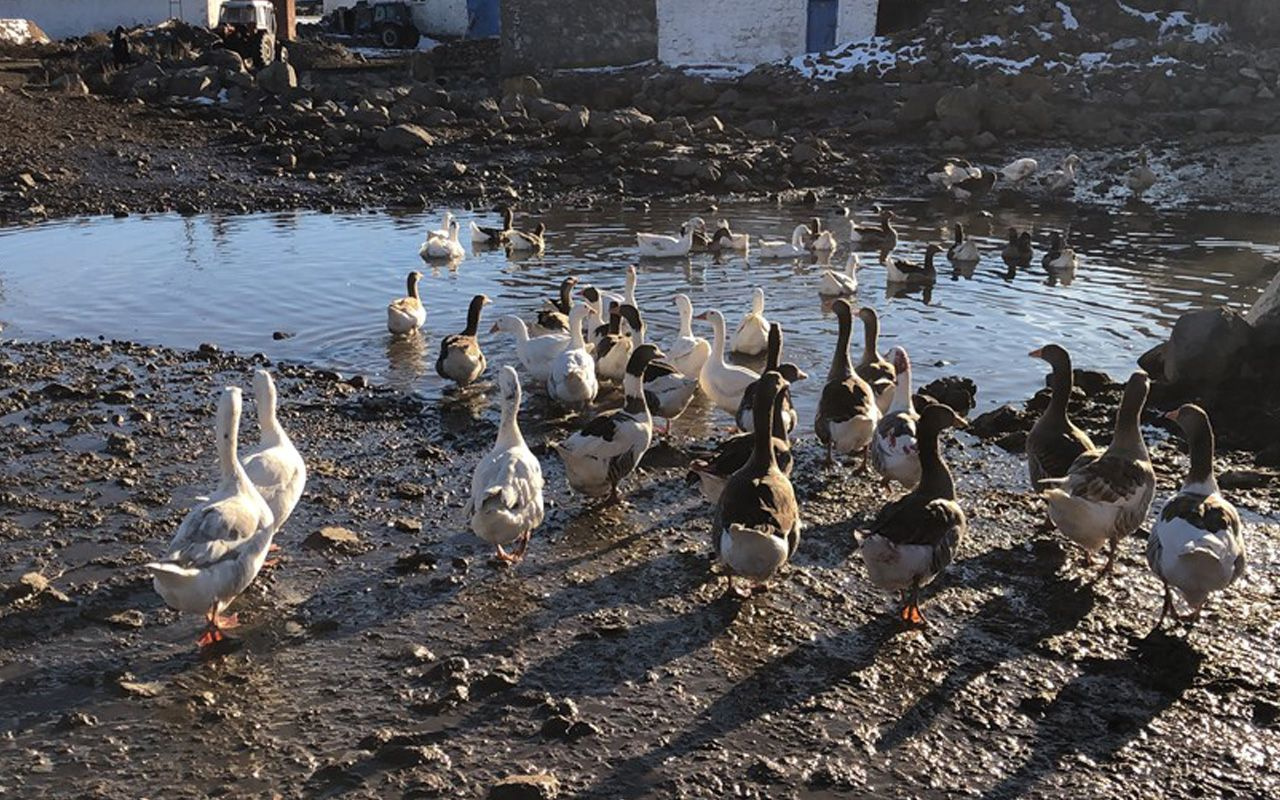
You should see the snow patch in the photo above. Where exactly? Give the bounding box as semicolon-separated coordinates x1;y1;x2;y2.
1115;1;1226;43
958;53;1039;74
1056;2;1079;31
788;36;927;81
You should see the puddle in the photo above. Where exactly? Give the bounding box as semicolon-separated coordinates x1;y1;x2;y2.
0;203;1274;421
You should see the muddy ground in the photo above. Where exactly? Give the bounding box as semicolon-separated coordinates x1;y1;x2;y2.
0;338;1276;798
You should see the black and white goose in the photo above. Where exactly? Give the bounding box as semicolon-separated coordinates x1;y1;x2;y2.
1042;371;1156;576
712;371;801;597
861;403;968;628
871;347;921;489
1147;404;1246;632
532;276;578;336
1001;228;1033;270
887;244;941;285
593;302;634;382
853;208;899;264
854;306;896;415
735;323;807;435
946;223;980;264
618;304;698;434
815;299;881;468
436;294;491;386
553;344;663;504
469;205;514;245
1026;344;1095;489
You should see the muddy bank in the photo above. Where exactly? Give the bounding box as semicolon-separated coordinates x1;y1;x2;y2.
0;337;1276;798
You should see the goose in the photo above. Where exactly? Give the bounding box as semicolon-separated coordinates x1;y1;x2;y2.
1147;404;1246;632
593;302;633;382
854;306;896;415
731;287;770;356
853;209;899;263
147;387;275;647
757;224;810;259
696;309;761;414
712;371;801;597
505;222;546;253
553;344;663;503
547;303;599;412
1126;150;1157;199
469;205;514;245
887;244;941;285
871;347;921;489
387;270;427;334
467;365;544;564
241;369;307;539
490;315;568;383
436;294;491;386
735;323;806;435
807;217;838;253
1000;157;1039;185
681;220;711;253
1042;371;1156;576
424;210;454;244
1001;228;1033;270
819;253;861;297
925;158;981;191
580;286;623;348
708;219;750;252
815;299;881;468
637;217;704;258
668;294;711;380
422;219;465;261
532;276;578;336
827;207;855;242
1026;344;1095;489
686;391;795;506
946;223;980;264
861;403;968;628
619;304;698;434
618;264;640;336
951;170;997;202
1042;154;1082;194
1042;232;1080;282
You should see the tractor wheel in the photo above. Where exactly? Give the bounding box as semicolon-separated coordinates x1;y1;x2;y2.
402;27;421;48
255;32;276;68
379;24;401;49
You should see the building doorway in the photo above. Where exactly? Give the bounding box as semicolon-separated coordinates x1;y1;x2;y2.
806;0;839;53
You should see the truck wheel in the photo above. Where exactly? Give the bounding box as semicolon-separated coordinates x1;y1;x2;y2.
379;24;401;48
256;32;276;68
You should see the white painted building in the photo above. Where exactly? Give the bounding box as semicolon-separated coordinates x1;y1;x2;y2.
656;0;877;66
0;0;222;39
321;0;468;37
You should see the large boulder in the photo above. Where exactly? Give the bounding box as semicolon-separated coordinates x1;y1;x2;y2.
112;61;166;97
197;48;246;73
587;107;654;137
168;67;220;98
258;61;296;95
51;73;89;95
555;106;589;135
1245;268;1280;346
935;86;983;136
1164;306;1253;386
377;123;435;152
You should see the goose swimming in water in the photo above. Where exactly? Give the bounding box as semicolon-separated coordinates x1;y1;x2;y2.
387;270;427;335
436;294;491;386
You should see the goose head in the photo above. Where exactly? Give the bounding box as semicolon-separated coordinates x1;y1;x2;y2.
750;287;766;313
889;346;911;376
626;343;665;377
917;403;968;439
489;314;527;335
1029;343;1071;373
497;364;522;409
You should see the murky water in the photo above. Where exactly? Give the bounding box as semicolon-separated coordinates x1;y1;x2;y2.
0;203;1274;423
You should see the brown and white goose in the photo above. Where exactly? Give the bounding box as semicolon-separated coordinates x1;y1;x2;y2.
593;302;634;382
887;244;941;285
469;205;514;245
946;223;980;264
553;344;663;504
735;323;807;435
1042;371;1155;576
1026;344;1095;489
1001;228;1033;270
532;276;578;336
387;270;427;334
871;347;921;489
815;299;880;468
712;371;801;597
861;403;968;628
1146;404;1246;632
619;305;698;434
436;294;491;386
854;307;896;415
852;208;899;263
505;221;546;253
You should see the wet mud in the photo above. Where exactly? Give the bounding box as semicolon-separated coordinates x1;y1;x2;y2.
1;338;1277;798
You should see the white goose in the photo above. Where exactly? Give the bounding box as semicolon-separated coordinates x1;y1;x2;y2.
871;347;922;489
808;218;838;253
241;370;306;537
667;294;710;380
732;287;770;357
697;309;761;414
1043;154;1082;194
421;219;465;261
758;224;810;258
387;270;427;334
711;219;750;251
147;387;275;648
424;210;454;245
506;222;546;253
548;303;599;411
637;217;704;258
467;366;544;564
819;253;861;297
946;223;980;264
1000;157;1038;185
490;315;569;383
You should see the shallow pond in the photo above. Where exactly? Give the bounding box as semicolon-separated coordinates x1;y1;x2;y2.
0;202;1274;426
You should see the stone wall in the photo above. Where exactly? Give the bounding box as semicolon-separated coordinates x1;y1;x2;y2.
500;0;657;74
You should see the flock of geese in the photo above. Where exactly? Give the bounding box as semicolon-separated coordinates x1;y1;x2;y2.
145;200;1244;648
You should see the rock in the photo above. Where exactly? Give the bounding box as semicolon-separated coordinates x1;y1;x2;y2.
117;679;163;698
1164;307;1252;386
5;572;49;603
502;75;543;97
556;106;590;135
378;124;436;153
489;774;559;800
680;77;717;104
935;86;983;136
258;61;297;95
1219;468;1277;490
392;516;422;533
305;526;362;553
919;376;977;415
971;130;999;150
970;404;1030;439
1245;268;1280;345
409;52;435;82
524;96;570;123
851;118;896;136
791;142;822;165
375;743;451;770
351;102;391;127
52;73;89;95
168;69;215;98
741;118;778;138
587;107;654;137
197;48;246;73
692;115;724;134
106;433;136;458
113;61;166;96
1072;369;1114;396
